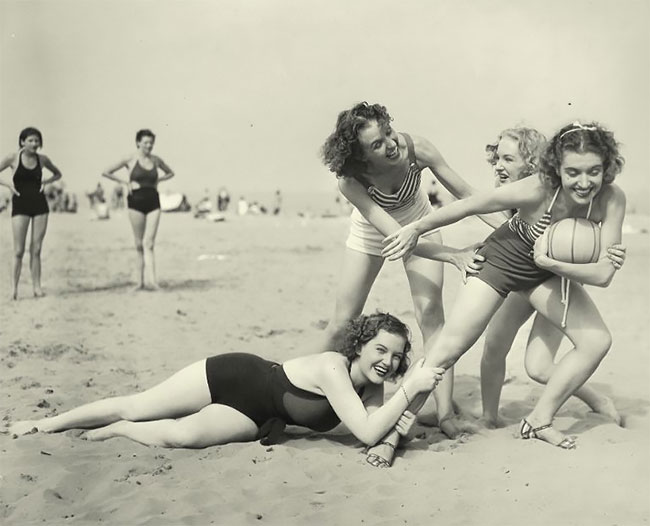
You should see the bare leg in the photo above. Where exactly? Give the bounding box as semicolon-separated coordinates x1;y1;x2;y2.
143;208;161;289
11;215;30;300
87;404;258;448
29;213;48;297
480;294;534;427
520;277;613;447
319;248;384;351
368;278;504;467
10;360;211;435
525;311;621;425
127;209;146;289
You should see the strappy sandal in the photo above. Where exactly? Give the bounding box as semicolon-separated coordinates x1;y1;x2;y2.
365;441;395;468
519;419;576;449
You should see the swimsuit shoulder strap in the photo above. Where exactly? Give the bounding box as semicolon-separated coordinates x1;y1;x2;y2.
586;199;593;219
401;133;417;165
546;187;561;213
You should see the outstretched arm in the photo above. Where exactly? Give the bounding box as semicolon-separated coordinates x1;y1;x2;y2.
318;355;442;446
382;176;543;260
340;177;484;275
534;185;626;287
412;135;509;229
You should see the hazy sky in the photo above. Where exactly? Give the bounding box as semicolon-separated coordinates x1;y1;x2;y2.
1;0;648;210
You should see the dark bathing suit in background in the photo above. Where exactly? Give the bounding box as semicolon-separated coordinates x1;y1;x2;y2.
127;160;160;215
205;353;356;445
11;152;49;217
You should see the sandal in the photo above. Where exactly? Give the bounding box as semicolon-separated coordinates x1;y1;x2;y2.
519;419;576;449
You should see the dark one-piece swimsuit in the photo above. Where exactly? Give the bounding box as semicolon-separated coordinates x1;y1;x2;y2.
127;159;160;215
11;151;49;217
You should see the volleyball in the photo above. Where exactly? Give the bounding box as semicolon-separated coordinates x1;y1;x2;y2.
547;218;601;264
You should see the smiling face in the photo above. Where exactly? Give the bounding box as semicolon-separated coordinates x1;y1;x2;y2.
560;150;604;205
493;136;528;187
20;134;42;153
356;329;407;385
137;135;155;155
357;120;402;172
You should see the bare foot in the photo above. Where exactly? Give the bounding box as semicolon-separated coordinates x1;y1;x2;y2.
11;290;18;300
439;416;480;439
33;289;46;298
589;396;622;426
130;284;145;293
144;282;160;291
477;415;506;430
520;419;576;449
9;420;40;437
366;442;396;468
86;422;124;442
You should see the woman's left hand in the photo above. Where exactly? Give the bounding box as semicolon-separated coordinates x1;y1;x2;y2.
605;244;627;270
533;230;551;268
395;410;417;438
382;224;420;260
450;243;486;284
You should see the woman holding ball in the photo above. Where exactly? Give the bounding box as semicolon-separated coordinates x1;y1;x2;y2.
383;121;627;452
478;127;625;429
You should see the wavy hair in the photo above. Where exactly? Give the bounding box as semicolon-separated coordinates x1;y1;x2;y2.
320;102;392;178
331;311;412;380
136;129;156;144
485;127;547;179
540;122;624;188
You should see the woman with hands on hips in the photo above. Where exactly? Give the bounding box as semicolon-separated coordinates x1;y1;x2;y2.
102;129;175;290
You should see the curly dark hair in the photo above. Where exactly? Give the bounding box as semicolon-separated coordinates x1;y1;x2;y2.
540;122;624;188
485;127;547;178
320;102;392;178
19;127;43;147
331;311;412;380
135;129;156;144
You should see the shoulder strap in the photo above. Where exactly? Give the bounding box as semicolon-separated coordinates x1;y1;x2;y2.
546;187;561;213
586;199;593;219
401;133;416;165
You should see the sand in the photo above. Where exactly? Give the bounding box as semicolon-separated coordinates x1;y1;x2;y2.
1;210;649;526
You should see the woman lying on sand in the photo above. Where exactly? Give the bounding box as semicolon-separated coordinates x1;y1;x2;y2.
10;313;442;450
380;122;626;457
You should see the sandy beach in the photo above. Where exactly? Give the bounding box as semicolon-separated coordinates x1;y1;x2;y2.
1;210;649;526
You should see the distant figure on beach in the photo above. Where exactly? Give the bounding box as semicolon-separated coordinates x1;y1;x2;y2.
320;102;504;465
217;187;231;212
0;127;63;299
382;121;627;455
10;313;443;453
425;177;443;209
272;189;282;215
111;184;125;209
237;195;248;216
195;188;213;218
101;129;175;290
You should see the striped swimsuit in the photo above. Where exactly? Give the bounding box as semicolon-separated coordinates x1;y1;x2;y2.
345;133;438;256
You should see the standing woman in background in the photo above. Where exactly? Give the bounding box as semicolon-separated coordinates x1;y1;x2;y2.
102;129;175;290
0;127;63;299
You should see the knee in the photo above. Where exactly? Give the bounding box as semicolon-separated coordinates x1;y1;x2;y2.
525;362;550;384
14;247;25;259
144;238;155;251
134;240;144;253
582;329;612;361
30;243;43;257
162;424;196;448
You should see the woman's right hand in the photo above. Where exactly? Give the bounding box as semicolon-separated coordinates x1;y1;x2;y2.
127;181;140;194
9;185;20;197
382;223;421;261
403;358;445;395
450;242;485;283
606;244;626;270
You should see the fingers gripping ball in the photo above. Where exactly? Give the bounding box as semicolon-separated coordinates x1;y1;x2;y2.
547;218;600;264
